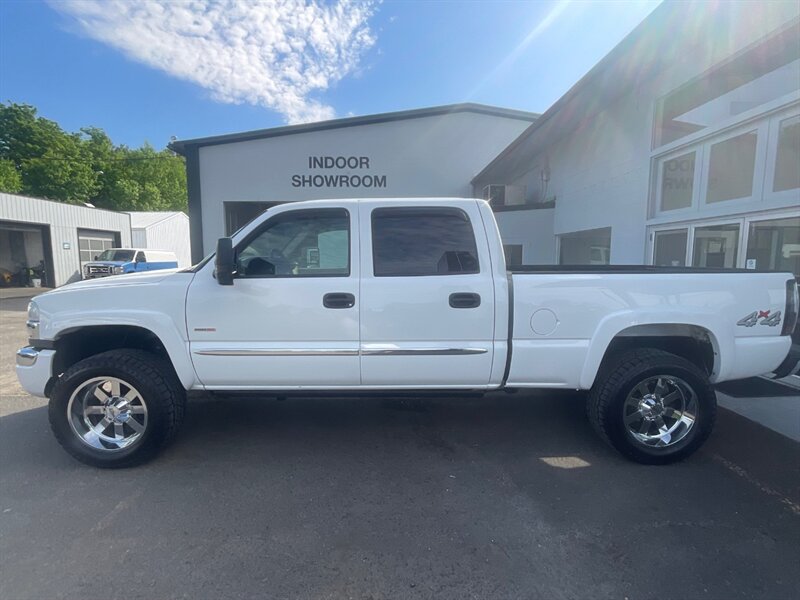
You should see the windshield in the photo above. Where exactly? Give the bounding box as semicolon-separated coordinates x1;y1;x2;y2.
95;249;135;262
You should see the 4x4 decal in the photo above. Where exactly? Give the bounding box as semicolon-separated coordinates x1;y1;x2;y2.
737;310;782;327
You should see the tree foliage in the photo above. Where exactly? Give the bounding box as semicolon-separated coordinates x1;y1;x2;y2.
0;159;22;193
0;103;187;211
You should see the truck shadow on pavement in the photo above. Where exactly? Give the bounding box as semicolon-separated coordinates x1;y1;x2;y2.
1;392;799;600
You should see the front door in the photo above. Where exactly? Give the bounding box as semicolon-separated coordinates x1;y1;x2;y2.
186;205;360;389
358;201;496;387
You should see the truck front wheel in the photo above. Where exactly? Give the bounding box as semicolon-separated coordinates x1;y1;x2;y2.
587;348;716;465
48;349;186;468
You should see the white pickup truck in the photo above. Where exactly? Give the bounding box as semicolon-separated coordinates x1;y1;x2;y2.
16;198;799;468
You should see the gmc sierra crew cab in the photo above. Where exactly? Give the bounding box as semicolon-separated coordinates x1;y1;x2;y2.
15;198;799;468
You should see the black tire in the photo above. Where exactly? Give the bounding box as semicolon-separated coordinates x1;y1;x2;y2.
48;349;186;468
587;348;716;465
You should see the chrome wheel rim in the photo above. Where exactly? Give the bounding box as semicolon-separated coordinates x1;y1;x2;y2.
623;375;697;449
67;377;148;452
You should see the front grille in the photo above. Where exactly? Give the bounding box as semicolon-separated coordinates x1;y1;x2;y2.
84;265;113;279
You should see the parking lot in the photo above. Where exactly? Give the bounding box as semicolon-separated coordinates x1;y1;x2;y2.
1;294;799;600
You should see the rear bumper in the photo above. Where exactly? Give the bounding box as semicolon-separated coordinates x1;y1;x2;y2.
15;347;55;397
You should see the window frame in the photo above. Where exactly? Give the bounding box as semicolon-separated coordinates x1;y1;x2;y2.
698;122;768;209
763;105;800;204
690;220;742;269
650;102;800;223
370;206;481;278
648;208;799;270
233;207;352;279
655;147;703;216
651;227;690;267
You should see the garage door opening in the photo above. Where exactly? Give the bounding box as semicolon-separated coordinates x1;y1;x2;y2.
0;220;54;289
77;229;120;275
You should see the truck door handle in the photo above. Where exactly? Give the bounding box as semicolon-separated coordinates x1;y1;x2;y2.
323;293;355;309
449;292;481;309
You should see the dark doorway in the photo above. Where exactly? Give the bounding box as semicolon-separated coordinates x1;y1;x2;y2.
0;220;54;288
224;201;284;236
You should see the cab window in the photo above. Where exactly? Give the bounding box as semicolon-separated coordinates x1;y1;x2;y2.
371;207;479;276
236;209;350;278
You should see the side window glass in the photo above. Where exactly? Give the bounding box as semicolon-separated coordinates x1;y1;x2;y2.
135;251;146;263
372;207;480;276
236;209;350;278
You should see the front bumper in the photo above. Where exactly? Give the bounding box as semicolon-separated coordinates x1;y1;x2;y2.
15;347;56;398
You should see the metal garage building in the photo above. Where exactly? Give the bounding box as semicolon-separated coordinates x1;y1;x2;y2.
127;211;191;268
0;193;132;288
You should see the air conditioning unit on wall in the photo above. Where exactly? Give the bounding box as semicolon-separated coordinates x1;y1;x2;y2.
482;184;527;208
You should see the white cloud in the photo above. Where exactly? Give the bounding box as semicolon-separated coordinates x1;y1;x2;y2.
51;0;378;123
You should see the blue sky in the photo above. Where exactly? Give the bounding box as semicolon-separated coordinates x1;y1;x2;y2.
0;1;660;148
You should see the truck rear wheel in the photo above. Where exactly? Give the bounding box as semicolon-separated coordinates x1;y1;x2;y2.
48;349;186;468
587;348;716;465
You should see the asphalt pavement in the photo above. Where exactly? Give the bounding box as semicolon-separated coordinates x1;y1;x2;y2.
1;293;799;600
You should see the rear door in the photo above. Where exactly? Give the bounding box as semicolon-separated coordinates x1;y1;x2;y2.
358;201;496;387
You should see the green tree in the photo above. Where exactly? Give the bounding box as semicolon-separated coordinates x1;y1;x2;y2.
0;102;187;210
0;159;22;193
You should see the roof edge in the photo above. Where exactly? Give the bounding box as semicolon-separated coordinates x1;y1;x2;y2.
471;2;670;185
169;103;539;155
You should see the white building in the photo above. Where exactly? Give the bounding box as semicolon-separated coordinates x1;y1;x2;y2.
169;104;539;262
127;211;191;267
473;1;799;275
171;2;799;278
0;193;132;288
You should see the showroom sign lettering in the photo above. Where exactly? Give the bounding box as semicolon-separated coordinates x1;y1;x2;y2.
291;156;387;188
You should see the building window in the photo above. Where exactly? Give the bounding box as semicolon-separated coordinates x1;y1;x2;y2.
773;115;800;193
559;227;611;265
653;229;688;267
660;152;696;211
371;207;479;277
692;224;740;268
654;104;798;218
653;21;799;150
503;244;523;267
746;216;800;276
705;130;758;203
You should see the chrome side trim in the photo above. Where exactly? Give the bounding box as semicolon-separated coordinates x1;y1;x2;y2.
361;348;488;356
193;348;488;357
194;349;359;357
16;347;39;366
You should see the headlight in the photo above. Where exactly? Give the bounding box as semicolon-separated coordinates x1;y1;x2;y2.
26;301;40;333
27;301;40;322
113;266;123;274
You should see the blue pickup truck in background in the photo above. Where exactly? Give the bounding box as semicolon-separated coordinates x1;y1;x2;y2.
83;248;179;279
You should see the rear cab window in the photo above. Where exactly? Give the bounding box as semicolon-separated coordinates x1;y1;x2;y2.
371;207;480;276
